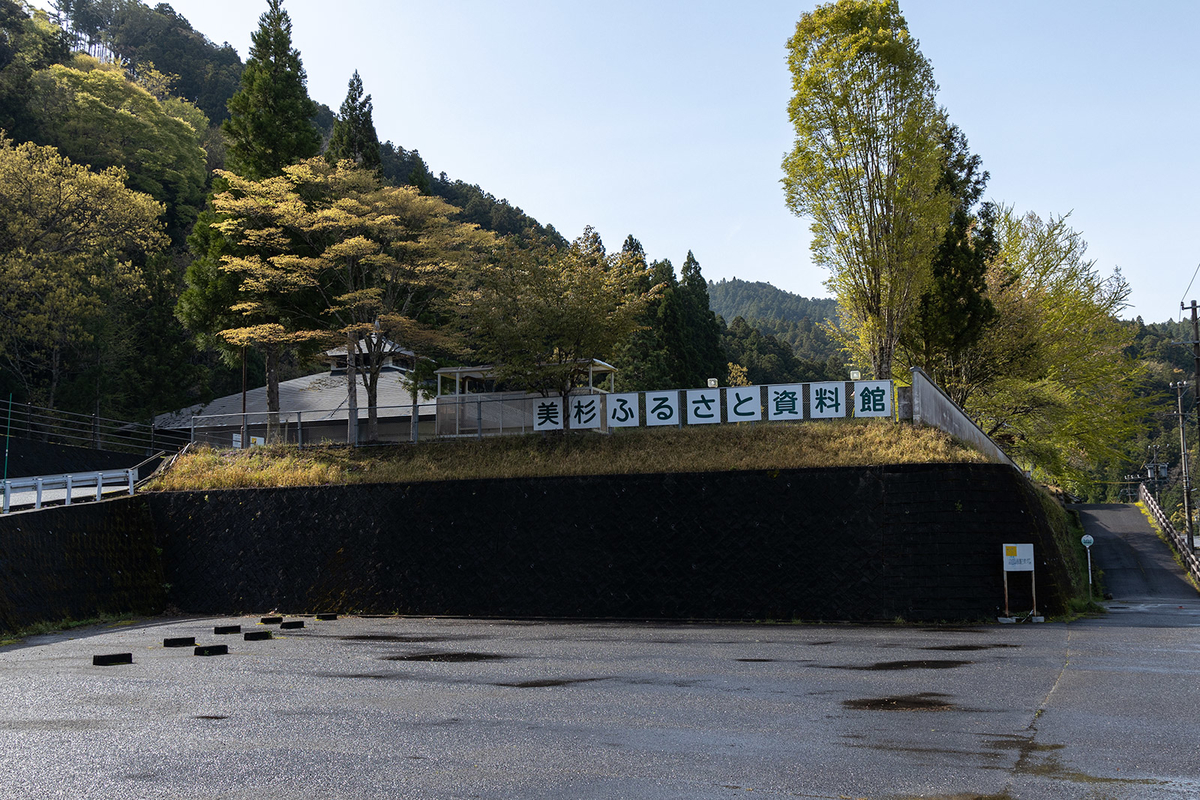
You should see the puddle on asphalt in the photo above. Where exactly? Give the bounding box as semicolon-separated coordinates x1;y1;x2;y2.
984;735;1164;787
381;652;508;663
922;644;1021;652
825;659;973;671
341;635;452;643
493;677;607;688
192;715;228;720
736;658;775;662
843;693;955;711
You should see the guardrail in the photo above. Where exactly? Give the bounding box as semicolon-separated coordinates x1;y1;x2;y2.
1139;482;1200;585
2;468;137;514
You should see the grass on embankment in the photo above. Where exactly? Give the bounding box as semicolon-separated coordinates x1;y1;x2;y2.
147;419;991;491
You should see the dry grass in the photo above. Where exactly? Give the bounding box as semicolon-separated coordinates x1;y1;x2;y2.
147;420;991;492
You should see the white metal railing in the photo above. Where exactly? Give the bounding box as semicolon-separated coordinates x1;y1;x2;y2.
1138;482;1200;585
2;468;137;514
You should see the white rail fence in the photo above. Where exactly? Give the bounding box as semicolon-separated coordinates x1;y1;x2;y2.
1139;482;1200;585
2;468;137;514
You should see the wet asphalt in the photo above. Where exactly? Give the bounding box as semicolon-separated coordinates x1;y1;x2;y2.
1;504;1198;799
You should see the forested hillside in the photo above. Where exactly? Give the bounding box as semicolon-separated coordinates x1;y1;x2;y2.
708;278;843;366
0;0;572;423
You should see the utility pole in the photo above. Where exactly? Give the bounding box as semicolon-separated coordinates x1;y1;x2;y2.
1171;381;1194;545
1186;299;1200;552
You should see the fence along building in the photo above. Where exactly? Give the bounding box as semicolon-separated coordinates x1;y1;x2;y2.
155;343;436;447
434;361;617;438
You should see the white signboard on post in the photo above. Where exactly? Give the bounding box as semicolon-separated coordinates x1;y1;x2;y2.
854;381;892;417
809;382;846;419
1003;543;1035;572
532;397;563;431
605;392;640;428
767;384;804;420
686;389;721;425
645;391;680;427
726;386;762;422
567;396;601;429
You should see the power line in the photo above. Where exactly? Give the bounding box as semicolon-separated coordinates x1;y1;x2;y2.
1181;262;1200;320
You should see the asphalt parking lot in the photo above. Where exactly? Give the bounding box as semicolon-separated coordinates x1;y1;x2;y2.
2;606;1199;800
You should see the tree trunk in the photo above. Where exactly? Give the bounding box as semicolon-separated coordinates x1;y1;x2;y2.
265;344;280;443
346;333;358;445
365;367;379;442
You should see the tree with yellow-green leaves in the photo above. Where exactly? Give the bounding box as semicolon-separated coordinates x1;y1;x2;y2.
463;227;655;423
961;206;1147;492
210;157;492;441
26;55;208;245
782;0;950;380
0;135;166;407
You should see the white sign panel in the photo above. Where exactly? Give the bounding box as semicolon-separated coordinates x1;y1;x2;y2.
532;397;563;431
645;390;680;427
568;396;602;429
1003;543;1035;572
726;386;762;422
767;384;804;420
605;392;640;428
809;382;846;419
854;381;892;417
686;389;721;424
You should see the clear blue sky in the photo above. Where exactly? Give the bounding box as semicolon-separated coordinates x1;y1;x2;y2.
32;0;1200;322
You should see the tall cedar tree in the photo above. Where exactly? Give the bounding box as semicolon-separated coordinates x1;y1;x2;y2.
903;125;997;398
222;0;320;180
326;70;380;170
678;251;725;387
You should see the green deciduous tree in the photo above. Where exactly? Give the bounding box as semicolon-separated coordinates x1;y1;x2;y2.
222;0;319;180
0;135;166;408
27;56;207;243
326;70;380;171
782;0;949;379
211;158;492;441
962;206;1147;493
465;227;654;419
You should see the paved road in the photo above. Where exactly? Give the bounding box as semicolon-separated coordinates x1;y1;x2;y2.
1078;502;1200;625
1;505;1198;799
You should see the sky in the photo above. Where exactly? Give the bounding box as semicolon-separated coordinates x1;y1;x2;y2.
29;0;1200;322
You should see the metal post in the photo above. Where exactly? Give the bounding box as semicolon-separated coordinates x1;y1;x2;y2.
35;477;43;510
3;393;11;482
477;397;483;441
65;474;73;506
297;411;303;449
127;469;134;495
1031;572;1038;618
241;345;248;450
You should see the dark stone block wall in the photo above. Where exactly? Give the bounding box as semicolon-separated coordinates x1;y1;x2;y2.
0;498;166;633
147;463;1072;622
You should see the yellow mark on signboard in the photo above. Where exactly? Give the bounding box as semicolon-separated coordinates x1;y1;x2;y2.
1005;545;1017;557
